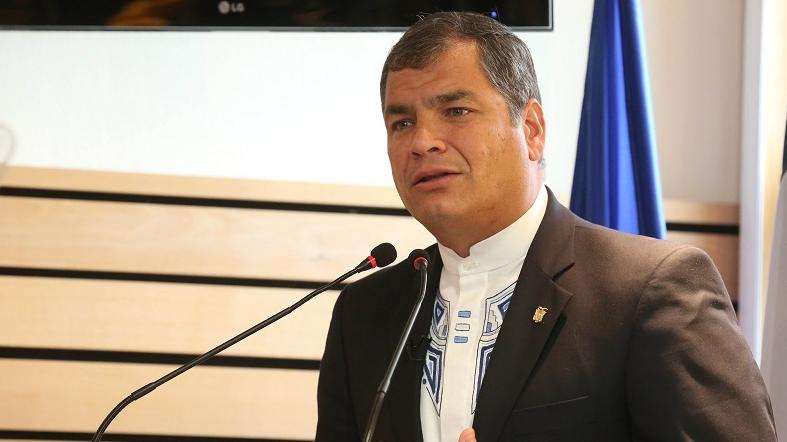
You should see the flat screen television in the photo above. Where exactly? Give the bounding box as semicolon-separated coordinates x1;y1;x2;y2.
0;0;552;30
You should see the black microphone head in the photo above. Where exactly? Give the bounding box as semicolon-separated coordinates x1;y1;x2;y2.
409;249;429;270
370;242;397;268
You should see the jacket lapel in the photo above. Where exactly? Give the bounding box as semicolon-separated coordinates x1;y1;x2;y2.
473;189;578;441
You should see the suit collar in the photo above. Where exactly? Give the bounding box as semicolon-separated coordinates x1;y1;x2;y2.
528;187;576;279
472;264;574;440
472;188;578;440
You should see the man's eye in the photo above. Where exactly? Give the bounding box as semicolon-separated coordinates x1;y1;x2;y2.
392;120;414;131
447;108;470;117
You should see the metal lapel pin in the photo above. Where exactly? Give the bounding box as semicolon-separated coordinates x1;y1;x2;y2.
532;306;549;324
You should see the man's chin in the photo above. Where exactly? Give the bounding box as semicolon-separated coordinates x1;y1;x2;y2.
409;205;465;230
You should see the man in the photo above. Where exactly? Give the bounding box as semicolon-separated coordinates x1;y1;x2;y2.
317;12;776;442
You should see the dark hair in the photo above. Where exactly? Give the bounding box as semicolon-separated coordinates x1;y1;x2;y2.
380;11;541;123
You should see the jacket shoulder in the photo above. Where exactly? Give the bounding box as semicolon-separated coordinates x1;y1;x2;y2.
573;219;695;270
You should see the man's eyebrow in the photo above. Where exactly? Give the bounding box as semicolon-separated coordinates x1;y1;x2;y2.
383;90;475;116
384;104;414;116
429;89;475;106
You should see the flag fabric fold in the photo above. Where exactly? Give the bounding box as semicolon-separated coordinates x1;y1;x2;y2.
570;0;666;239
762;118;786;438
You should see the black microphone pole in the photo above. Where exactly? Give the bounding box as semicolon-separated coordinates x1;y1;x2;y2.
362;249;430;442
92;243;397;442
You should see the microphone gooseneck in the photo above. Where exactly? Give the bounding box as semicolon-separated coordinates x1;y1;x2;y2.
363;249;430;442
91;243;397;442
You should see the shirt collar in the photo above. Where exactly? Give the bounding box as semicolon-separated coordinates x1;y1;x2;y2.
438;185;548;275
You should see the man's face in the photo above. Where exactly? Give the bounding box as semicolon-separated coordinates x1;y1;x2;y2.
383;42;544;241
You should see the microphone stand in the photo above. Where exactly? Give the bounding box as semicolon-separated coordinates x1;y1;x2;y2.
92;255;384;442
362;254;429;442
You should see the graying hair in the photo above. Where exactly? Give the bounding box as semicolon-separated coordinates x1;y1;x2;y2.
380;11;542;124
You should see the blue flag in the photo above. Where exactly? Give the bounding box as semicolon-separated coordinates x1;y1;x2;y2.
570;0;666;239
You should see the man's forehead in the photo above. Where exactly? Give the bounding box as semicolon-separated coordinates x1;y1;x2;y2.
383;60;488;115
383;45;486;113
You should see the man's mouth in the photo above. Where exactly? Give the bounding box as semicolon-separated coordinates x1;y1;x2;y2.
413;170;459;186
418;172;453;183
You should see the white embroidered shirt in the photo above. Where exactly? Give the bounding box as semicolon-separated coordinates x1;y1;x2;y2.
420;185;548;442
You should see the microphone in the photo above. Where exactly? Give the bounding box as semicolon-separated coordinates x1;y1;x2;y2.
363;249;430;442
411;249;428;271
355;242;397;272
91;243;397;442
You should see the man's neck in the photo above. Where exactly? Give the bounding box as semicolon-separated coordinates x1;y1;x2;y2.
435;184;546;258
438;219;520;258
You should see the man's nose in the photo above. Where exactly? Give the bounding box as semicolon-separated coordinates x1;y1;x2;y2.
410;123;447;157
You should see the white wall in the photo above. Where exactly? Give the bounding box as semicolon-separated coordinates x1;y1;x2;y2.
642;0;744;205
0;3;592;196
0;1;744;205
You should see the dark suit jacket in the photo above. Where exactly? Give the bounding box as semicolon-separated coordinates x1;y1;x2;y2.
316;190;776;441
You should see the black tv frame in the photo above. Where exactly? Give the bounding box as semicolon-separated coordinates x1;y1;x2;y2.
0;0;553;31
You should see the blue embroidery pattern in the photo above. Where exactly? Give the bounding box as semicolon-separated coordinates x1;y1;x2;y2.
422;295;448;414
474;342;495;411
422;283;516;415
423;344;444;410
472;282;516;412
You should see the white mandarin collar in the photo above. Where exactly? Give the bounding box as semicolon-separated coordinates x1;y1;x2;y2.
438;185;548;275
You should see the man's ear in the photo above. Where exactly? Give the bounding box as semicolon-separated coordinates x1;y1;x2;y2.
521;98;546;162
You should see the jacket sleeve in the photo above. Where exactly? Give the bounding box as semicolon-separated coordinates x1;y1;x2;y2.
316;289;361;441
625;245;777;441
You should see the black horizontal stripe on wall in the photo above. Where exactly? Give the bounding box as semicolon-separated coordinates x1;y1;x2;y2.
666;222;739;236
0;347;320;370
0;186;411;216
0;266;346;290
1;187;740;235
0;430;309;442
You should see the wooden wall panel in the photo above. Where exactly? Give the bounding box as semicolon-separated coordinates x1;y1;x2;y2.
667;231;739;299
0;166;742;440
0;276;338;360
0;196;433;282
554;192;739;226
0;359;318;440
0;196;739;290
0;166;405;208
663;198;738;225
1;167;740;225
